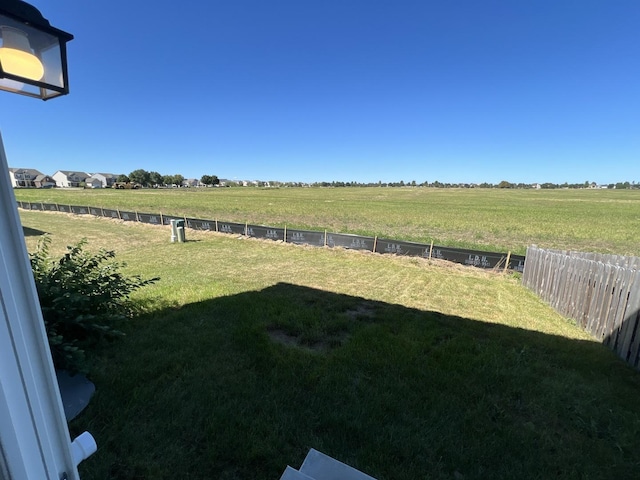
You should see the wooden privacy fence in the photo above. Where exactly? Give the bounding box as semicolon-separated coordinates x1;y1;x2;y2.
522;246;640;368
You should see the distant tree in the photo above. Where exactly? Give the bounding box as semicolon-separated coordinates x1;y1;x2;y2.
497;180;514;188
129;169;150;186
116;174;130;183
200;175;219;186
149;171;163;186
173;174;184;186
162;175;174;186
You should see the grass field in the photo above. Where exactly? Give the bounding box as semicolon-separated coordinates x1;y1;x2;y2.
14;187;640;256
19;210;640;480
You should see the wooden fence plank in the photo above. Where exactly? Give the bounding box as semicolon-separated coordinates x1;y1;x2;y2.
618;270;640;364
581;259;596;328
569;258;585;319
605;267;635;350
600;267;626;342
596;264;616;337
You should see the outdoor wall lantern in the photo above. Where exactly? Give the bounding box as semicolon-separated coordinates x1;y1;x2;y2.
0;0;73;99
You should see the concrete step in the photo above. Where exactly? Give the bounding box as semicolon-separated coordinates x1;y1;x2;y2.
298;448;377;480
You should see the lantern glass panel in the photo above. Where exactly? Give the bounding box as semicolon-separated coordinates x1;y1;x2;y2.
0;12;70;99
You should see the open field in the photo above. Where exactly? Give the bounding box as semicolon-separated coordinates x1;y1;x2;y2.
19;210;640;480
14;187;640;256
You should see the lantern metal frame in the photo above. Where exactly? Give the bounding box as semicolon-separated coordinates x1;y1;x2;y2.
0;0;74;99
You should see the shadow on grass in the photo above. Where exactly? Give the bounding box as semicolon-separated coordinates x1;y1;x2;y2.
22;225;47;236
75;283;640;480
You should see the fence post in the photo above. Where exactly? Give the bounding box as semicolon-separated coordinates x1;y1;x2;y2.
503;251;511;274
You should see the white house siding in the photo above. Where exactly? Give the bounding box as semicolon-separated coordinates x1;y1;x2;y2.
8;168;44;187
52;170;89;188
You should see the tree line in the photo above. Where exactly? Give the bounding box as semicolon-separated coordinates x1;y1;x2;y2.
299;180;638;189
114;170;638;190
117;169;219;187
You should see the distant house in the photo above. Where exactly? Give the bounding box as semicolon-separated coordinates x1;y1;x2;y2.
33;174;56;188
85;177;103;189
52;170;89;188
8;168;44;187
88;172;117;188
182;178;200;187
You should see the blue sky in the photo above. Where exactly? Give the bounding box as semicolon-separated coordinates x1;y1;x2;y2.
2;0;638;184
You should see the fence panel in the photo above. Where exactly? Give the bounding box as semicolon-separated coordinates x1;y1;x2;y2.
137;212;162;225
524;246;640;369
186;218;215;231
374;238;429;257
88;207;102;216
118;211;137;222
217;221;246;235
161;215;183;226
327;232;375;251
101;208;119;219
247;225;285;241
69;205;89;215
42;203;58;212
286;229;325;247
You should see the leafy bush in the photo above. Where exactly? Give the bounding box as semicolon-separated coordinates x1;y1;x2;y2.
30;235;159;374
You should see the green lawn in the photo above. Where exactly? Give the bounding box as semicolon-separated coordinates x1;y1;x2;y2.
19;210;640;480
14;186;640;256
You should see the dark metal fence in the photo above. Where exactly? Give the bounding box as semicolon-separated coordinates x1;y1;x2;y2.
18;201;525;271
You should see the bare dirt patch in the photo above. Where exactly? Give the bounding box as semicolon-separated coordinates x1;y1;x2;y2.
344;301;378;321
267;327;349;353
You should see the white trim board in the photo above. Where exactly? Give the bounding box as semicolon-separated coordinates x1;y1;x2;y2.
0;131;88;479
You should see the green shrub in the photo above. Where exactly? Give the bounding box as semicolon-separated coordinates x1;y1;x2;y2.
30;235;159;374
